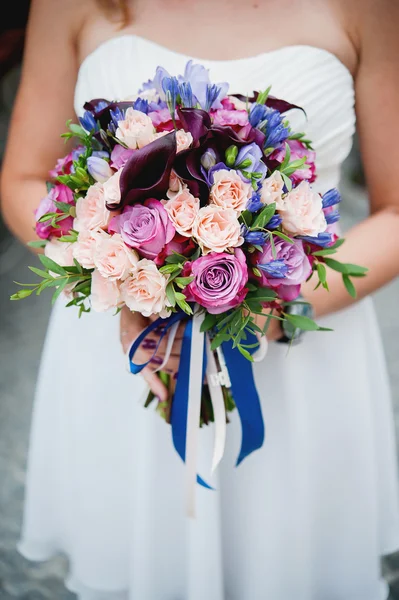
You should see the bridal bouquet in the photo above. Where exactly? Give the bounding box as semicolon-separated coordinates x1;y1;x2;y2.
12;62;366;509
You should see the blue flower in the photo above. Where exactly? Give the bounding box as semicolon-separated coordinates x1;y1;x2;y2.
249;104;268;128
257;259;289;278
132;97;149;114
235;142;267;183
325;209;340;225
243;230;268;245
110;106;125;129
179;81;195;108
183;61;228;110
301;232;333;247
246;192;263;212
162;76;180;113
250;104;290;149
79;110;98;132
322;188;341;208
266;214;283;229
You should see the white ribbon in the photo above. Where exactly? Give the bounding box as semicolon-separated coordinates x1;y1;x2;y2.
205;336;227;474
185;309;205;517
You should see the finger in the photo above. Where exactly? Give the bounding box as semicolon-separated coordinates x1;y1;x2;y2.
141;367;168;402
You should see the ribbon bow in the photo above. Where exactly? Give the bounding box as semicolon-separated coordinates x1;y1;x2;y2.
128;307;266;516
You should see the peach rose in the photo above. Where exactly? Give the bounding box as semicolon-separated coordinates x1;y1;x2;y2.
279;181;327;237
193;205;243;254
102;168;122;208
175;129;193;153
115;107;154;149
74;182;111;231
93;233;139;281
210;169;252;213
260;171;285;209
72;230;103;269
164;189;199;237
45;239;74;266
91;269;122;312
166;170;187;200
120;259;169;317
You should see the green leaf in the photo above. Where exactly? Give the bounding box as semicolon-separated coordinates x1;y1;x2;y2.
38;254;67;276
10;288;33;300
247;287;277;299
27;240;47;248
237;345;254;362
53;200;74;213
166;283;176;307
159;263;183;275
252;203;276;229
342;274;357;298
240;210;253;227
284;313;321;331
344;263;368;276
272;230;294;244
312;248;339;257
269;232;277;259
316;262;327;284
200;312;218;332
175;297;193;315
281;172;292;191
280;143;291;171
252;267;262;277
174;276;194;288
324;257;368;277
256;85;272;105
69;123;86;137
28;266;52;279
73;258;83;274
51;279;68;305
165;252;187;264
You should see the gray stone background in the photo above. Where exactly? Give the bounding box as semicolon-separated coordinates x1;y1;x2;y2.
0;67;398;598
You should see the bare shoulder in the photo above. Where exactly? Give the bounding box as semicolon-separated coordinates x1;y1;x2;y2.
337;0;399;60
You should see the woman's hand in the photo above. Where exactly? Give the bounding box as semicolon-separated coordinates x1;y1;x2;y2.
120;307;183;401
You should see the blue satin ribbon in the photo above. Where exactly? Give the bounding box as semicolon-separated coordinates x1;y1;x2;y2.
127;312;265;484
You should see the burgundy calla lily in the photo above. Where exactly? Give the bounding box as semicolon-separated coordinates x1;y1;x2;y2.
113;131;177;210
232;92;306;116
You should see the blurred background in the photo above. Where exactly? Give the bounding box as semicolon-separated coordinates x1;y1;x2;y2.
0;5;399;599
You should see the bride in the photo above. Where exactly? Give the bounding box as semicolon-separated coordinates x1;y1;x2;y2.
2;0;399;598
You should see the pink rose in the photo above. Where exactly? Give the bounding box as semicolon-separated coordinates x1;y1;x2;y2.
91;269;121;312
72;230;104;269
110;145;135;170
164;189;199;237
115;107;154;149
271;140;317;185
260;171;285;209
74;183;111;232
210;169;252;213
49;151;74;179
212;109;249;129
121;259;169;317
166;170;187;199
35;184;75;240
102;169;122;208
175;129;193;153
148;108;177;132
109;199;175;260
193;205;243;254
183;249;248;314
44;239;74;266
93;233;139;281
279;181;327;237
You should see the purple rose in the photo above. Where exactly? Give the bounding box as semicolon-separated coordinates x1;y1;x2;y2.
183;249;248;314
109;198;175;259
110;144;135;170
255;238;312;301
35;184;74;240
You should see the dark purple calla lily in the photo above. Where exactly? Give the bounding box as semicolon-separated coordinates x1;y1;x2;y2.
231;92;306;116
113;131;177;210
173;108;266;205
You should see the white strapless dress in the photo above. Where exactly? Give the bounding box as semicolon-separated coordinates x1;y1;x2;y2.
19;36;399;600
